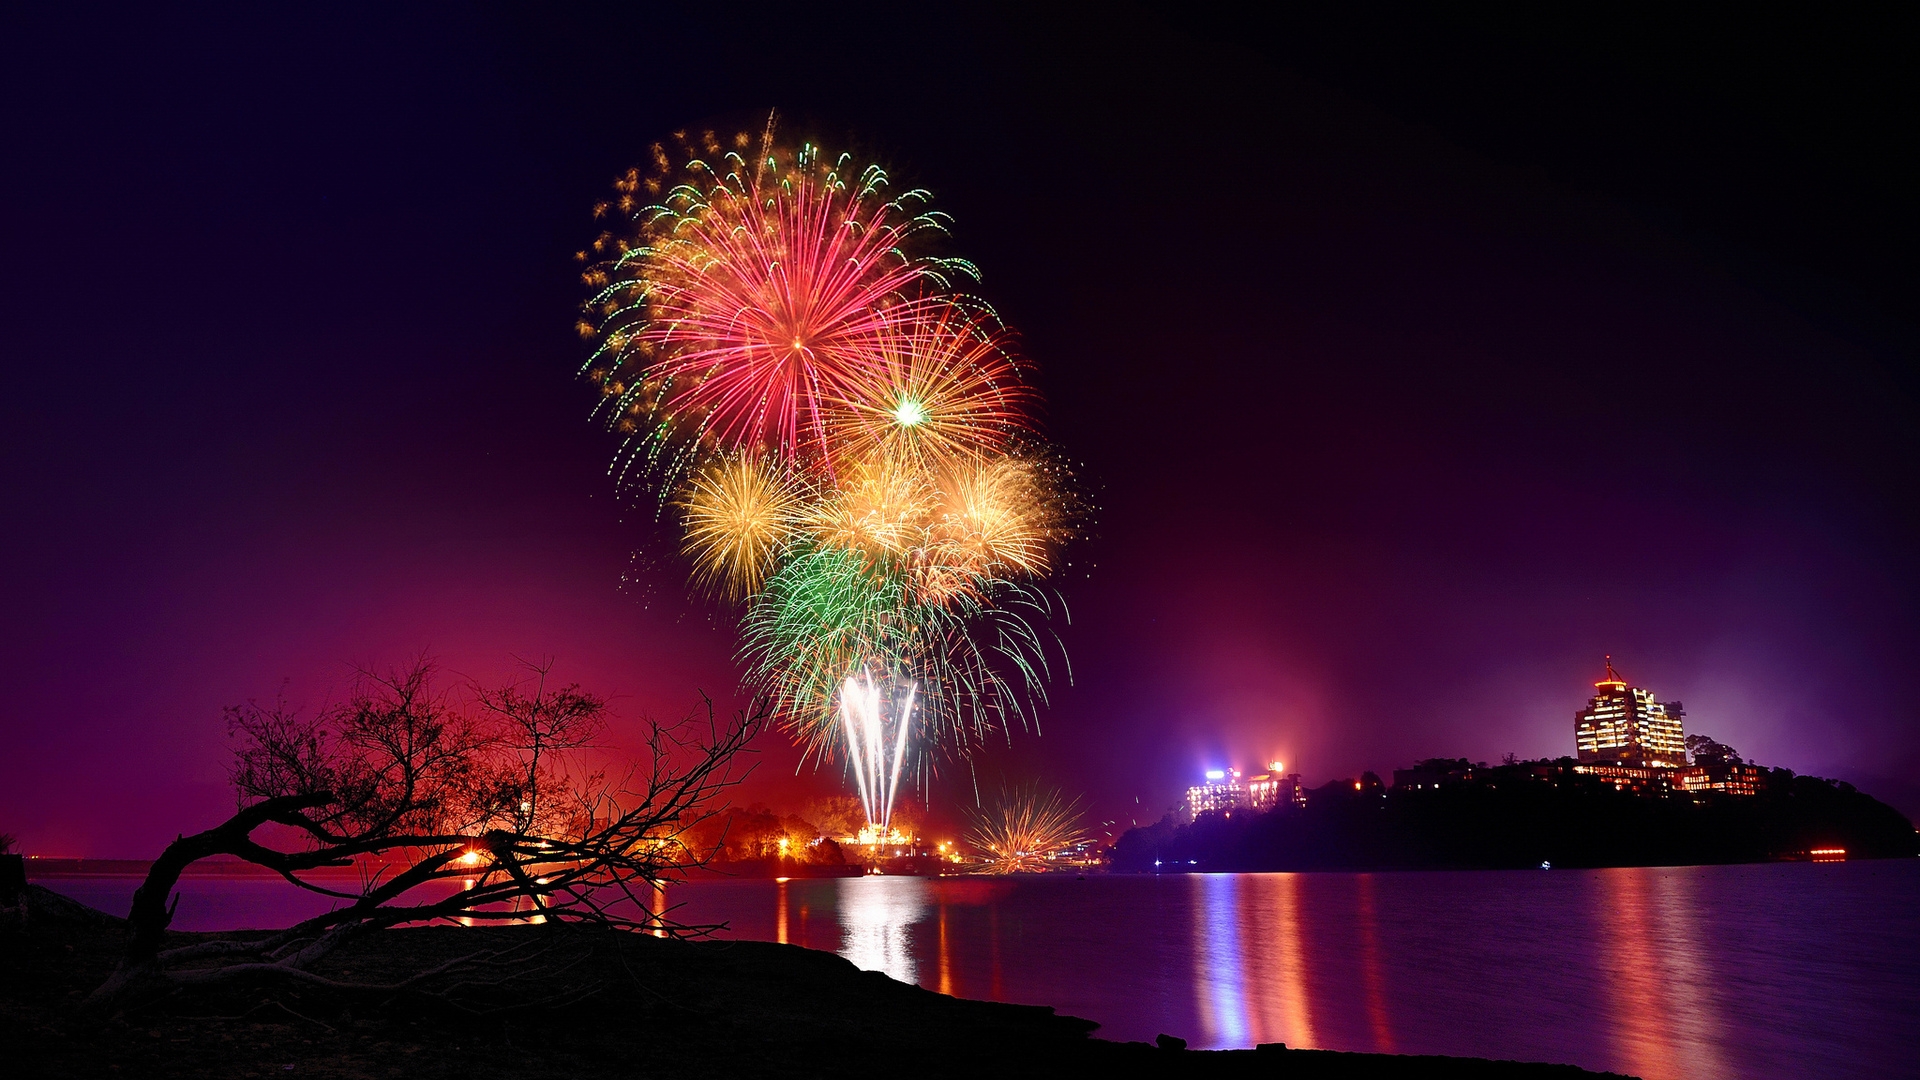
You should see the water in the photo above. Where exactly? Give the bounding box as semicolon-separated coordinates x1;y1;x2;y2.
40;861;1920;1079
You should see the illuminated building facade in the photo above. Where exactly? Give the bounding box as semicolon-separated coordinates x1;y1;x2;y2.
1674;762;1767;795
1187;769;1248;815
1573;763;1672;793
1189;764;1305;817
1246;767;1306;810
1574;658;1686;767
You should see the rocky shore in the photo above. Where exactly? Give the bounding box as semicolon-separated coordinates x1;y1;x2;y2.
2;886;1631;1078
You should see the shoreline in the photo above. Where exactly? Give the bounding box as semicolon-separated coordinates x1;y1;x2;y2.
20;850;1902;881
5;885;1632;1078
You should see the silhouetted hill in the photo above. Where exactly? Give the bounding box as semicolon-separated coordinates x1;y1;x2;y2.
1112;763;1919;872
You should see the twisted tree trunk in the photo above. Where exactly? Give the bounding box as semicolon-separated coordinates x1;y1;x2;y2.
85;793;334;1010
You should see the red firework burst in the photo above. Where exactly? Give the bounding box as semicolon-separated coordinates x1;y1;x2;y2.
584;133;963;476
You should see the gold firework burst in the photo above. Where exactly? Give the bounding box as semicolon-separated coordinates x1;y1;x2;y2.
965;783;1088;875
678;456;805;600
803;450;935;564
826;304;1035;471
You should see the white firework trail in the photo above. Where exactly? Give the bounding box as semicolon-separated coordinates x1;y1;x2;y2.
839;669;916;834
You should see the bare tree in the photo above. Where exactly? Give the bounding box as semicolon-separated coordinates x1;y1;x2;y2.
87;658;760;1010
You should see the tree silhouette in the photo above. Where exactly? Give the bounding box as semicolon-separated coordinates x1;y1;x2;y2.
87;657;760;1010
1686;734;1742;765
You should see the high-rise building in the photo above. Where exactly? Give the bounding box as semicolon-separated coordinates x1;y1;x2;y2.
1246;766;1306;810
1574;658;1686;767
1187;769;1249;816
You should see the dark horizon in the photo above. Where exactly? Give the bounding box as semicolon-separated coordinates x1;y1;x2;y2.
4;5;1917;856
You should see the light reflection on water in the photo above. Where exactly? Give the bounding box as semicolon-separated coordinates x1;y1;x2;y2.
1594;867;1727;1078
666;862;1917;1080
835;876;926;984
38;861;1919;1079
1355;873;1395;1052
1190;873;1317;1049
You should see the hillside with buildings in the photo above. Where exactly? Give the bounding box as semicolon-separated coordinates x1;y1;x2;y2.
1112;661;1920;872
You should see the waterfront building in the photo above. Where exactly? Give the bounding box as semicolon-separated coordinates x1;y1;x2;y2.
1574;658;1687;768
1572;763;1672;794
1674;761;1768;795
1186;769;1249;815
1245;766;1306;809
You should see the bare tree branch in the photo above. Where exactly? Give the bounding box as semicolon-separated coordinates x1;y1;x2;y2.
87;657;763;1011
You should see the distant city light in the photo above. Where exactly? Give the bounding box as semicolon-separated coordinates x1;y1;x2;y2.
1205;769;1225;780
1269;760;1284;772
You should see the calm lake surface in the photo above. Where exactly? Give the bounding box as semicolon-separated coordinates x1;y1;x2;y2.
41;860;1919;1079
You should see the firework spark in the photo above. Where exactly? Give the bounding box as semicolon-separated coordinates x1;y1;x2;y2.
677;455;806;600
839;670;916;833
581;119;1083;798
583;129;976;481
796;448;1073;602
802;449;934;564
739;545;1061;762
925;454;1069;581
965;783;1089;874
825;304;1035;471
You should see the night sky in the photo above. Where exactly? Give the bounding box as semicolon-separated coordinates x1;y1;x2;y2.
5;5;1917;855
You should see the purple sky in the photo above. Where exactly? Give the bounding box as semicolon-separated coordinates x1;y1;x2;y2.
4;6;1916;855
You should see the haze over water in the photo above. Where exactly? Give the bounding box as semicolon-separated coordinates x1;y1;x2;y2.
43;860;1917;1078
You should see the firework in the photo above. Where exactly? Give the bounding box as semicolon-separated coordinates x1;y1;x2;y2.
838;670;915;833
965;783;1088;874
796;448;1073;602
581;119;1084;801
802;449;934;564
739;545;1061;761
582;129;977;481
739;546;904;733
677;455;806;600
825;303;1035;471
925;454;1068;581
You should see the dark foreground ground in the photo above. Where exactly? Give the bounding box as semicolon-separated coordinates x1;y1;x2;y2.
1;887;1630;1079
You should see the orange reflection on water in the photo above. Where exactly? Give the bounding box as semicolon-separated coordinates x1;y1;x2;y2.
1356;874;1395;1053
775;878;789;945
938;901;953;997
921;879;1008;1000
1192;874;1316;1049
1593;868;1724;1080
647;881;668;937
